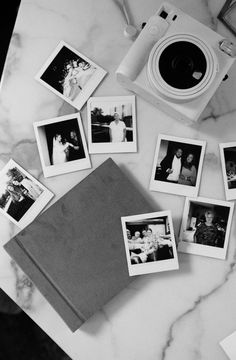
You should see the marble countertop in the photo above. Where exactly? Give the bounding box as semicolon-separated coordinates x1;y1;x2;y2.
1;0;236;359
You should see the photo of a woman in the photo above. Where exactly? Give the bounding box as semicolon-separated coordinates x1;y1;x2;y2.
178;197;234;259
178;153;197;186
193;210;219;247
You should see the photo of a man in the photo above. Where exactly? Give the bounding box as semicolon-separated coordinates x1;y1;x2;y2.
87;95;137;154
158;147;183;183
109;112;127;143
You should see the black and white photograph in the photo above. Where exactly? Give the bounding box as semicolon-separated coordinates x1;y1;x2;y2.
149;134;206;197
34;113;91;178
0;159;54;228
178;197;234;259
35;41;107;110
87;96;137;153
219;142;236;200
121;211;179;276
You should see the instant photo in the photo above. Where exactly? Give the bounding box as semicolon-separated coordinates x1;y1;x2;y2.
35;41;107;110
0;160;54;228
34;113;91;178
219;142;236;200
121;211;179;276
87;96;137;153
178;197;234;259
150;134;206;197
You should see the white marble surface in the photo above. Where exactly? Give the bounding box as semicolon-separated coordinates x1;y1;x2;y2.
0;0;236;359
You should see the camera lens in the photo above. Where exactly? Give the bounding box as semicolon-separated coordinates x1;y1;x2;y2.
158;41;207;89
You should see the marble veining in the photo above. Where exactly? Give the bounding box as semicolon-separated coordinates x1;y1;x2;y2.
161;249;236;359
0;0;236;359
11;260;35;310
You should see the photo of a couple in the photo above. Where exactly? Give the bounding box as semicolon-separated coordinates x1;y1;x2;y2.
155;146;198;186
34;114;91;178
51;129;83;165
178;197;234;260
150;135;206;197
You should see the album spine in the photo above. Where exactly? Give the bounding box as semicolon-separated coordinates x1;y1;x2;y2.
4;238;86;332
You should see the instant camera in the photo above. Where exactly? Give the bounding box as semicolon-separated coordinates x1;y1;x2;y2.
116;2;236;124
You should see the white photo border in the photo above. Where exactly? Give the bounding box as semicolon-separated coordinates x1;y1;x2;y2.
219;142;236;200
0;159;54;229
33;112;91;178
149;134;206;197
178;196;234;259
35;40;107;110
87;95;137;154
121;210;179;276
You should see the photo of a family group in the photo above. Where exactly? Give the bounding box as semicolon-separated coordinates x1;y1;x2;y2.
178;197;234;259
87;96;137;153
34;113;91;177
220;142;236;200
0;160;53;228
121;211;179;276
35;41;107;110
150;134;206;197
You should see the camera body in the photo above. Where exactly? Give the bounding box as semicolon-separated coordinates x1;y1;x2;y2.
116;2;235;124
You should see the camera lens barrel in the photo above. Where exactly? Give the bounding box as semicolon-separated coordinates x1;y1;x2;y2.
147;34;218;102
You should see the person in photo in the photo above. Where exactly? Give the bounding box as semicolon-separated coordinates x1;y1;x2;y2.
7;184;26;203
75;61;96;89
62;62;74;98
12;178;42;201
66;130;82;161
159;147;183;182
142;228;156;261
193;210;220;247
109;112;127;143
128;231;147;264
156;234;173;260
178;153;197;186
6;183;35;221
19;178;42;201
68;60;83;101
52;133;79;165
